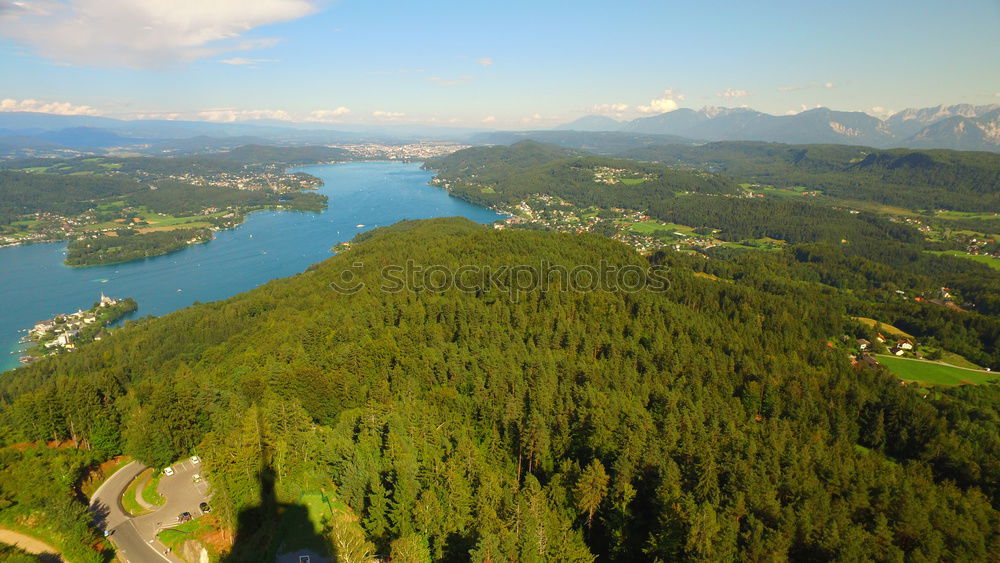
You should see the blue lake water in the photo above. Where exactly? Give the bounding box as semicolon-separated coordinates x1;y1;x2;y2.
0;161;504;372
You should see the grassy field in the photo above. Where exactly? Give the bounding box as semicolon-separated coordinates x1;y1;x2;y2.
121;469;153;516
925;250;1000;271
84;209;226;233
693;272;731;283
935;210;1000;221
720;238;786;251
819;196;920;217
852;317;914;339
142;472;165;506
932;349;983;370
157;517;214;550
625;220;695;236
877;355;1000;386
275;492;340;554
759;185;819;198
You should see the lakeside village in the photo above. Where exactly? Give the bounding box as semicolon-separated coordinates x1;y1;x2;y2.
431;167;1000;262
431;166;785;255
18;293;137;364
0;172;315;250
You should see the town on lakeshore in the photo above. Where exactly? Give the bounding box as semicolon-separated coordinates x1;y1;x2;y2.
19;293;137;364
0;142;466;253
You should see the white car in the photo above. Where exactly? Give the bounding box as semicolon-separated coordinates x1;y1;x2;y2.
190;455;201;464
193;473;202;483
163;467;174;476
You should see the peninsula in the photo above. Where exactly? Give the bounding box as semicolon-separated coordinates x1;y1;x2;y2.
20;294;137;363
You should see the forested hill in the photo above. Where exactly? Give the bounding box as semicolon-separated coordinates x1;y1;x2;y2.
459;137;1000;212
621;141;1000;212
2;218;997;560
424;140;739;209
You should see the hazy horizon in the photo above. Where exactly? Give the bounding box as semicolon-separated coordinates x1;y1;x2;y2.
1;0;998;130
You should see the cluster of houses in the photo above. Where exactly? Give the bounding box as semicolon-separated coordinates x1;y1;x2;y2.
857;334;916;357
590;166;651;185
23;293;120;358
850;334;919;372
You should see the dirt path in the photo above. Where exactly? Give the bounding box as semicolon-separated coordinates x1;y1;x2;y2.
0;528;63;561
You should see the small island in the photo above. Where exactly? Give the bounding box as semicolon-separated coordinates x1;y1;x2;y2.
20;293;137;363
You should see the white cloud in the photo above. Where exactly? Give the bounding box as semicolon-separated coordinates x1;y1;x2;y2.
778;85;805;93
824;82;836;89
197;108;292;122
306;107;352;122
481;115;496;123
865;106;894;119
785;104;822;115
0;97;102;116
519;113;563;125
718;88;749;100
218;57;278;66
477;57;493;67
132;111;181;120
587;102;629;116
638;89;685;114
372;110;405;119
0;0;316;68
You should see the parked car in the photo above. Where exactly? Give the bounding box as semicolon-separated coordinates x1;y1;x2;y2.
178;512;192;523
190;455;200;464
199;502;211;513
163;467;174;476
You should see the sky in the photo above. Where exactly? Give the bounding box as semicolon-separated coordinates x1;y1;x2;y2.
0;0;998;129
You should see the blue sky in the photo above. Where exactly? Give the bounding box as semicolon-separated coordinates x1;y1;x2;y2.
0;0;998;128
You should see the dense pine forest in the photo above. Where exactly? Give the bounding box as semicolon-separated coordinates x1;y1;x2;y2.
428;142;1000;370
1;218;998;561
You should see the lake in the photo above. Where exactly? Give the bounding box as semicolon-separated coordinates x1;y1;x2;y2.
0;161;504;372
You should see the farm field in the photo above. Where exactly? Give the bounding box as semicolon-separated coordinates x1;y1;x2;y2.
877;355;1000;386
925;250;1000;271
851;317;914;339
624;220;696;236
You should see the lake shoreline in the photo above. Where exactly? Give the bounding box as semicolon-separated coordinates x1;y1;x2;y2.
0;161;504;373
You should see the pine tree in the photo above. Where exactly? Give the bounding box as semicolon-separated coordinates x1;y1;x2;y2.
575;459;609;528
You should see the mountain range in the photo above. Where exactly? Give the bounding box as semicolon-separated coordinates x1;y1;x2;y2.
0;112;486;158
556;104;1000;152
1;103;998;158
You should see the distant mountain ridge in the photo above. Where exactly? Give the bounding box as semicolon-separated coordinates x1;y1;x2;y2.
0;111;488;158
556;103;1000;152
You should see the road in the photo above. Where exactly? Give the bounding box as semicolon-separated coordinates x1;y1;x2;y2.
89;458;211;563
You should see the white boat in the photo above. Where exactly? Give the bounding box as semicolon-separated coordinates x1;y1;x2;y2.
356;224;365;228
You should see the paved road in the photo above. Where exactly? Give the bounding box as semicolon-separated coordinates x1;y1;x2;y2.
89;459;211;563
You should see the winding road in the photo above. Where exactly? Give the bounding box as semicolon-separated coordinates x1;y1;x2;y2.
89;459;211;563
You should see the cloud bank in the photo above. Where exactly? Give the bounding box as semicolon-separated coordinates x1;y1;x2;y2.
0;0;316;68
638;89;684;114
0;97;102;115
718;88;749;100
